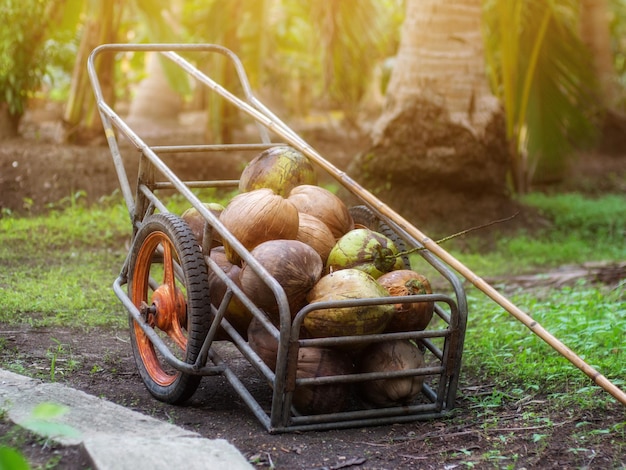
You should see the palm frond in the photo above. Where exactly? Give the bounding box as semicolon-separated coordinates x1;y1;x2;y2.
308;0;403;115
484;0;598;191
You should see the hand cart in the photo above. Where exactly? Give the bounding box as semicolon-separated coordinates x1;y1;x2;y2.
88;44;469;433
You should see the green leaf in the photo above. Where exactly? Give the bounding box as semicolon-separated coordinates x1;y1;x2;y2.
21;403;81;439
483;0;597;192
0;446;30;470
22;421;81;440
30;402;68;420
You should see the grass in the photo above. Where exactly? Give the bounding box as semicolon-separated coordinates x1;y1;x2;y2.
461;283;625;404
0;201;130;328
0;190;625;405
448;193;626;407
445;192;626;277
0;188;233;328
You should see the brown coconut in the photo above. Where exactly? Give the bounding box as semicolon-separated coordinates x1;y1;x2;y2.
378;270;435;332
247;315;312;372
207;247;252;339
219;188;299;265
247;319;352;415
292;346;353;415
247;316;279;371
357;339;425;407
296;212;336;262
239;239;323;318
181;202;224;249
287;185;354;238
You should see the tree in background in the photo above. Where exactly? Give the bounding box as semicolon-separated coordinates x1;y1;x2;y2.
63;0;120;141
348;0;616;215
582;0;623;109
581;0;626;152
179;0;402;140
3;0;624;197
64;0;192;141
0;0;78;139
348;0;511;230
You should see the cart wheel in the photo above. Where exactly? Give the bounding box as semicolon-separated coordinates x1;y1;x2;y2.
349;205;411;269
128;213;211;404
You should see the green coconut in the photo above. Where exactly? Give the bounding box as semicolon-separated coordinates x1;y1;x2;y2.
326;228;404;279
239;146;317;196
304;269;394;338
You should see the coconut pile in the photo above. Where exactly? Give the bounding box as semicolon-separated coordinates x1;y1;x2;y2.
182;146;437;415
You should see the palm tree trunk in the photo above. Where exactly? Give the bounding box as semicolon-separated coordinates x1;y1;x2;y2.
349;0;510;231
381;0;492;124
63;0;119;141
580;0;626;153
0;103;21;139
580;0;621;109
125;52;184;127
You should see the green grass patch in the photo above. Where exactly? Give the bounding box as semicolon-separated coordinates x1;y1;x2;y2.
0;200;130;328
463;282;626;406
522;192;626;240
445;192;626;277
0;188;235;328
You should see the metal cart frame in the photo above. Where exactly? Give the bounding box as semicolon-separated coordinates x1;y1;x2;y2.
88;44;468;433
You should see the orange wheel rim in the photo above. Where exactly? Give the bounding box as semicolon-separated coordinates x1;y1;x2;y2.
131;231;188;387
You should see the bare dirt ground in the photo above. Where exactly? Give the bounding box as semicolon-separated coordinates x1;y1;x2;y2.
1;112;626;469
2;323;625;470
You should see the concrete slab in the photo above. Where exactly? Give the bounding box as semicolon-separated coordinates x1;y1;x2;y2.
0;369;253;470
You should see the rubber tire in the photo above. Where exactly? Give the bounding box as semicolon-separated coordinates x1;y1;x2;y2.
349;205;411;269
128;213;211;404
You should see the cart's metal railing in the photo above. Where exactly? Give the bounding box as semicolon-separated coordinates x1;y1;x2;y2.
88;44;471;432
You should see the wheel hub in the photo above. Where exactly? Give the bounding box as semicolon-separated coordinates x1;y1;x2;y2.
150;284;187;330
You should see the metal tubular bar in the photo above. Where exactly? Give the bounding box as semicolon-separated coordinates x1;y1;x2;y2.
224;321;277;386
152;180;239;189
272;411;452;434
207;347;273;431
296;366;444;387
288;403;442;427
296;329;449;349
139;184;169;214
281;414;444;434
422;383;438;403
433;303;452;324
88;106;135;217
421;338;445;361
150;143;281;153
